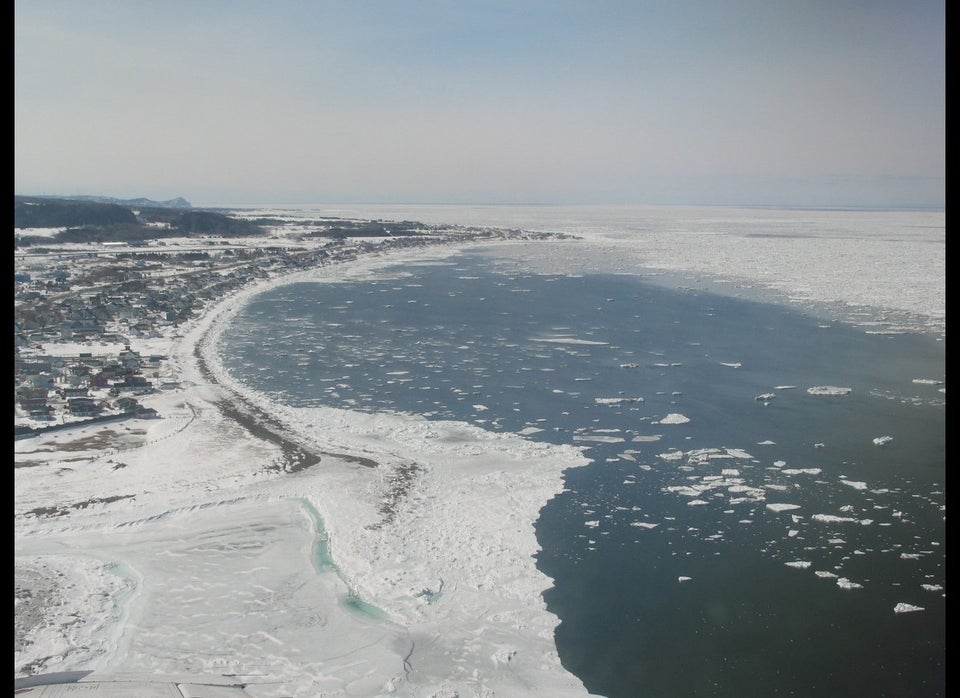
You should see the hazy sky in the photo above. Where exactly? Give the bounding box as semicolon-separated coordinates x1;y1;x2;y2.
15;0;944;207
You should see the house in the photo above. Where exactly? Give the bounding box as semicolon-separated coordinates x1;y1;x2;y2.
67;396;100;416
118;347;142;370
115;397;141;413
17;387;50;415
61;318;104;340
22;373;55;390
111;375;154;394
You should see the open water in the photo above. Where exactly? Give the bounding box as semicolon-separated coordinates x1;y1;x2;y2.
216;237;944;697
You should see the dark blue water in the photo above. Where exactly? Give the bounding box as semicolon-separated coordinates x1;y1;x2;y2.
218;247;945;697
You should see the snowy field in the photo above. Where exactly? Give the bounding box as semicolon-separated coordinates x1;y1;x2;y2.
14;205;944;696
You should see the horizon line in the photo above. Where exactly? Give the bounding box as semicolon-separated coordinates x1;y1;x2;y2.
16;193;945;214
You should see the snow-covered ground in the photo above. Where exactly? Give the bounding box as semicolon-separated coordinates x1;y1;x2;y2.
15;242;592;697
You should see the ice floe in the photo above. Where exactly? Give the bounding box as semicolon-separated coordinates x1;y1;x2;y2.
811;514;859;524
893;603;924;613
632;435;662;442
839;480;869;490
573;434;626;443
766;503;802;512
532;336;609;345
807;386;853;396
837;578;864;590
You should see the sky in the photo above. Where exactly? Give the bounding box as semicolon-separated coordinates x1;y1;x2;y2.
14;0;945;208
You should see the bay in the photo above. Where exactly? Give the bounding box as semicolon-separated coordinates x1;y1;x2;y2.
217;240;945;698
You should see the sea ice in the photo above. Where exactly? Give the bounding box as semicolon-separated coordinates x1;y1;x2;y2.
531;336;609;345
766;503;802;512
893;603;924;613
573;434;626;443
726;485;765;499
812;514;859;523
837;578;864;590
840;480;868;490
665;485;710;498
657;451;685;461
724;448;755;460
807;386;852;396
872;436;893;446
658;413;691;425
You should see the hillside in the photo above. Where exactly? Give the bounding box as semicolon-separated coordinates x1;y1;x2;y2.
14;195;263;244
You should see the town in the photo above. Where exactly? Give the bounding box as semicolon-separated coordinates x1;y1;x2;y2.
15;197;566;437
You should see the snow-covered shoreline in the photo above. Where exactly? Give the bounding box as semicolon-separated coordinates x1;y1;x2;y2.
194;242;594;691
16;240;594;696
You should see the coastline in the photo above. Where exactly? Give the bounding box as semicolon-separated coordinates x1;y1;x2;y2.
188;240;594;691
17;237;594;696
